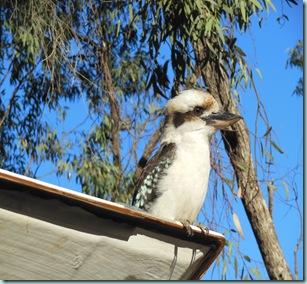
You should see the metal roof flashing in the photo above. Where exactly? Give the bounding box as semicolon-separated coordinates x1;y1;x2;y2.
0;169;225;280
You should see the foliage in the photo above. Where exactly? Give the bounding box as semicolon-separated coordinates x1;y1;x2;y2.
0;0;160;203
0;0;301;280
286;40;303;96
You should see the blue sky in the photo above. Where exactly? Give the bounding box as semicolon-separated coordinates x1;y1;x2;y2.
9;0;303;280
203;0;303;279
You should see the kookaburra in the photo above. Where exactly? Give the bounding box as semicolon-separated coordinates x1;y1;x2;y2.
132;89;242;233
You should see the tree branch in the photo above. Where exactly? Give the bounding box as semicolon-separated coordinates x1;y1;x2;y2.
194;41;294;280
134;120;164;182
98;16;121;198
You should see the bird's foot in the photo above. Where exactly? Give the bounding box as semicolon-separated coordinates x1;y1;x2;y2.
179;219;194;237
194;222;209;235
179;220;210;236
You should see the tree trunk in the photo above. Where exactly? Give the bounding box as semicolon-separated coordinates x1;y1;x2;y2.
101;39;121;199
194;45;294;280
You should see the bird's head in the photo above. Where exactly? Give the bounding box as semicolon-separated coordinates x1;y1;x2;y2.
162;89;242;143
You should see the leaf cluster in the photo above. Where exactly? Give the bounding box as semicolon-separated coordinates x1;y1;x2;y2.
286;40;303;96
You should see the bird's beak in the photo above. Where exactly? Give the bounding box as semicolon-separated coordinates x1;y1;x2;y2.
203;112;242;129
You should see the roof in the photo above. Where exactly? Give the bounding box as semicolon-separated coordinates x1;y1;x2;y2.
0;169;225;280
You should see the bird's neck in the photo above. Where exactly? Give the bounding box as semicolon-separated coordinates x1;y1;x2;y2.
161;124;214;147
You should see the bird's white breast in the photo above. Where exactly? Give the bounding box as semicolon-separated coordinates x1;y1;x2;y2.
148;133;211;223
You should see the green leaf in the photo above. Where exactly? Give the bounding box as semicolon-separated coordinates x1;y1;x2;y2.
240;1;247;22
236;161;248;170
263;126;272;137
222;4;233;15
270;140;284;154
222;260;228;278
215;24;225;44
240;265;245;280
249;0;263;10
205;17;214;36
115;20;121;39
184;2;191;15
265;181;278;190
223;177;234;187
244;255;251;262
282;180;289;200
228;241;233;261
235;45;246;57
267;0;276;12
234;257;238;278
263;149;273;161
129;3;133;23
206;41;218;57
195;0;203;13
255;67;262;79
258;16;263;28
250;267;263;280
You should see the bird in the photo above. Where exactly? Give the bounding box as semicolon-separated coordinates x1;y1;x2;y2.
132;88;242;234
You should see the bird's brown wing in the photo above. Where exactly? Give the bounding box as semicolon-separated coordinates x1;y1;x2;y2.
132;142;176;211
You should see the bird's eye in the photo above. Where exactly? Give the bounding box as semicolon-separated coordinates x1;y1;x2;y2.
193;106;203;116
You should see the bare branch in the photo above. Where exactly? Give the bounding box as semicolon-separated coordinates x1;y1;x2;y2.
134;120;164;182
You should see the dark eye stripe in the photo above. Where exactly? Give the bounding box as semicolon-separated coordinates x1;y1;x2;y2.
172;108;204;128
173;112;186;128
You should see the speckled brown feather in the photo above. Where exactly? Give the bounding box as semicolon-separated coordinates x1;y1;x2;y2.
132;142;177;210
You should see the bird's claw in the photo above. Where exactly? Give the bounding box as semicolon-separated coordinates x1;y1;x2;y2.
194;222;209;235
179;219;194;236
179;220;209;236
